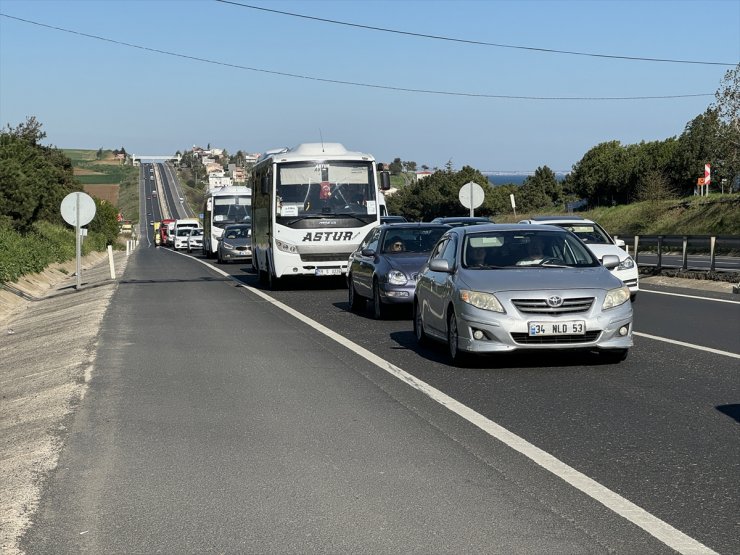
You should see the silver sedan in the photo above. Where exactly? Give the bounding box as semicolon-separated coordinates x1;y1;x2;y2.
413;224;633;366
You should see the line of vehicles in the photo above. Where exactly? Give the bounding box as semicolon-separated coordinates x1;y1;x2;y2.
151;142;637;366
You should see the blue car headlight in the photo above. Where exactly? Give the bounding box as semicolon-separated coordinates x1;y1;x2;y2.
387;270;408;286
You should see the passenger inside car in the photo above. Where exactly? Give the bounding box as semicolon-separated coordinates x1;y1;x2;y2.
386;236;405;253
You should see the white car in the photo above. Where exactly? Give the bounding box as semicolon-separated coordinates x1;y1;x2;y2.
186;228;204;253
519;216;639;300
173;227;197;250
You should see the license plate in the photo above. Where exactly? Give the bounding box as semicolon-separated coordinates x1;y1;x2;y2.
529;321;585;336
316;268;342;276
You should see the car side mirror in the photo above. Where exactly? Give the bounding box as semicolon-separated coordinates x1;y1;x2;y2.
379;171;391;191
361;248;376;257
429;259;452;273
614;238;626;248
601;254;620;269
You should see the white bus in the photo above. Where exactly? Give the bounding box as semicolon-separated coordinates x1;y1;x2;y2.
201;185;252;258
251;143;390;288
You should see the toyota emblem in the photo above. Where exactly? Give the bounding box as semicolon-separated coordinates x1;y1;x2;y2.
546;295;563;307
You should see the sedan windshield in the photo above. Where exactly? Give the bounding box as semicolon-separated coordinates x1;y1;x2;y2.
463;230;599;268
553;223;612;244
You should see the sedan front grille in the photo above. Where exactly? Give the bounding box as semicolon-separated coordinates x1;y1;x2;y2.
511;331;601;344
512;297;594;315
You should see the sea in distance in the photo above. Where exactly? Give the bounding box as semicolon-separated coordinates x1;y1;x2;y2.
485;172;567;186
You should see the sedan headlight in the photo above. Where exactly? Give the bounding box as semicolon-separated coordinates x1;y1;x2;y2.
602;285;631;310
222;242;234;249
387;270;408;286
460;290;504;313
617;256;635;270
275;239;298;254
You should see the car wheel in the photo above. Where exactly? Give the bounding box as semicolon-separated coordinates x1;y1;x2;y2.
447;310;468;366
413;300;428;345
600;348;629;364
372;279;385;320
348;275;365;312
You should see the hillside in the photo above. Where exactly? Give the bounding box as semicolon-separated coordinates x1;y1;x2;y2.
495;195;740;236
64;149;139;222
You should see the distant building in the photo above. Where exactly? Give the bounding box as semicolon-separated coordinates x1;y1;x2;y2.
416;171;432;180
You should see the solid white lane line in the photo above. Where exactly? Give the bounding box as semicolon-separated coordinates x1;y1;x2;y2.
634;332;740;359
200;266;716;555
641;288;740;304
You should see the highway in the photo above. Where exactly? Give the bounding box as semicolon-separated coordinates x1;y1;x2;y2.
21;165;739;554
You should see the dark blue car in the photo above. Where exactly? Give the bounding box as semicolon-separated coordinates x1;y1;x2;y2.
347;223;449;319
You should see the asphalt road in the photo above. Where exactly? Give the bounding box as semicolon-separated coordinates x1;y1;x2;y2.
20;245;739;554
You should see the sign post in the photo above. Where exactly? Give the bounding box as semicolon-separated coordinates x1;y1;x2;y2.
704;164;711;196
60;192;96;290
510;193;517;218
458;181;484;216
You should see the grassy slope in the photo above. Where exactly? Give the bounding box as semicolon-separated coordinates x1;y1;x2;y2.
497;195;740;236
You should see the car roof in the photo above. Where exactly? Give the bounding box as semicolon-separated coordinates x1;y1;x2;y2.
520;215;594;224
431;216;491;222
448;223;566;235
379;222;450;230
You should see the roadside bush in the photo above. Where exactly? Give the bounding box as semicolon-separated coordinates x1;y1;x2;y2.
0;221;114;284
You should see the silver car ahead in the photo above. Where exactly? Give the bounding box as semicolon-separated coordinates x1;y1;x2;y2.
217;224;252;264
413;224;633;366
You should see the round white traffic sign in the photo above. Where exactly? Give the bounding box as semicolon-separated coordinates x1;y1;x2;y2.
61;192;96;227
458;181;484;209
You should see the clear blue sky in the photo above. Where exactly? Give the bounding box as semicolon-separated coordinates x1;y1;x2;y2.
1;0;738;173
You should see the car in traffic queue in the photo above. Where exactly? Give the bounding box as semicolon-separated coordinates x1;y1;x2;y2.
186;228;204;253
347;223;450;319
380;215;408;224
518;216;639;300
217;223;252;264
173;227;197;250
413;224;633;365
429;216;493;227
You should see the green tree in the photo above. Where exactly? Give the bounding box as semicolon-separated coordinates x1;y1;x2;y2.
712;64;740;190
0;118;80;231
518;166;563;211
386;165;496;221
671;108;722;195
88;198;119;245
388;157;403;175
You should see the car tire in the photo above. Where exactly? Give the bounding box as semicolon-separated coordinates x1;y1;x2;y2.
600;348;629;364
348;275;365;312
372;279;385;320
447;310;469;366
413;300;428;345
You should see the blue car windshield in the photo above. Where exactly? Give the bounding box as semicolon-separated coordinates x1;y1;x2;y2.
382;227;447;254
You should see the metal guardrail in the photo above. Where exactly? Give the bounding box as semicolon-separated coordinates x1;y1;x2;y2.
616;235;740;273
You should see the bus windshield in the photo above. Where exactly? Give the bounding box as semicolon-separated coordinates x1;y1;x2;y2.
213;195;251;228
276;161;377;220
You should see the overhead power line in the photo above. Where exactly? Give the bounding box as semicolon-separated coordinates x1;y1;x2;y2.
0;13;715;100
215;0;737;67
